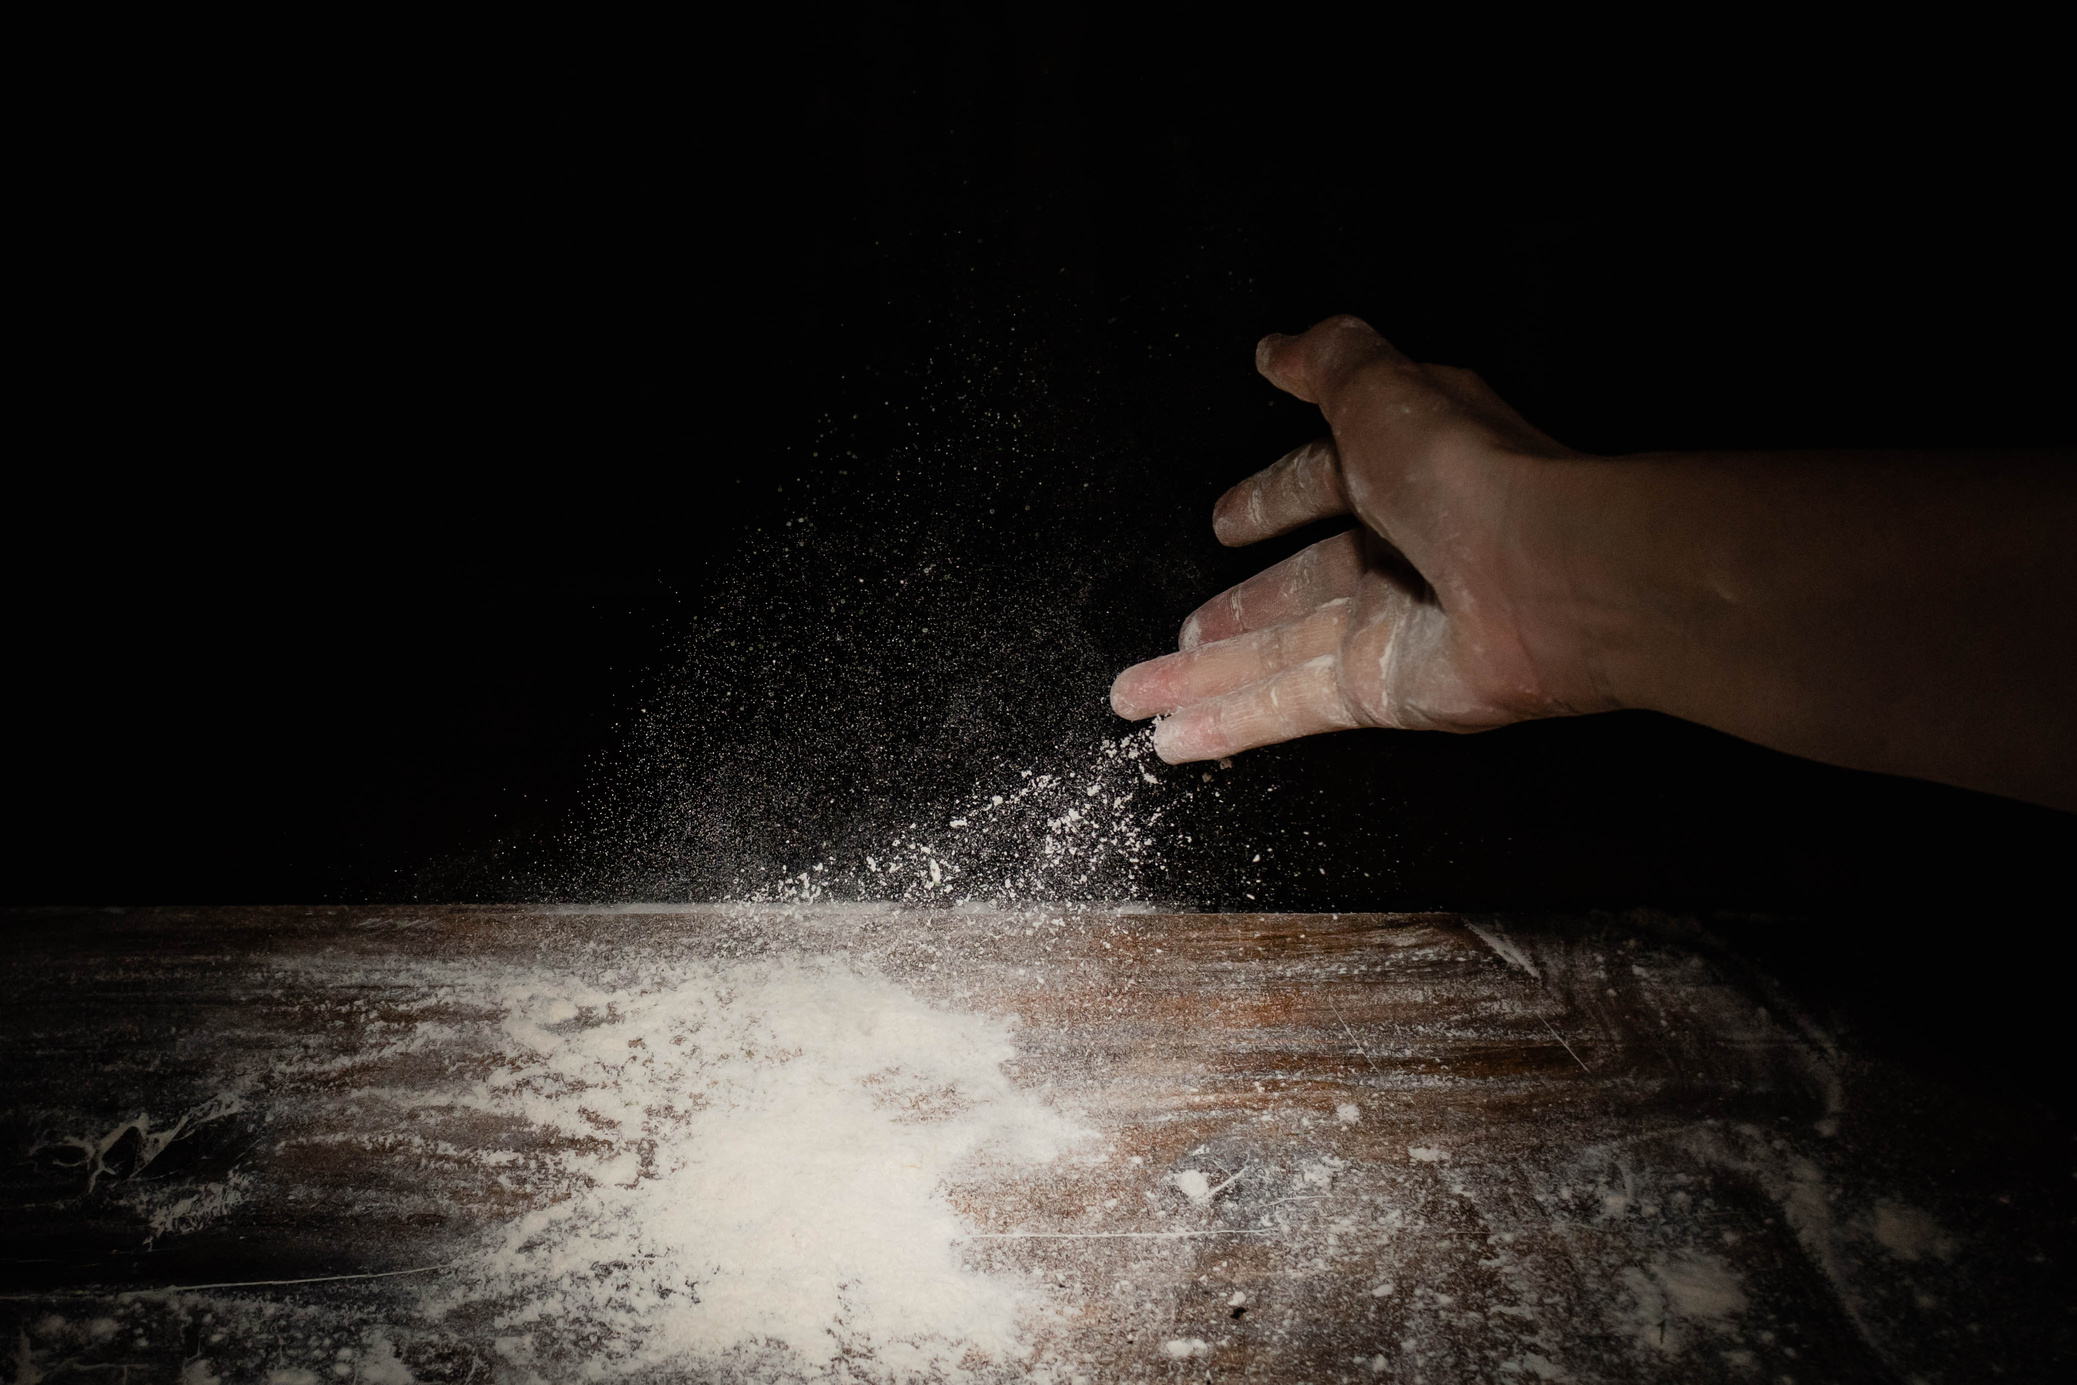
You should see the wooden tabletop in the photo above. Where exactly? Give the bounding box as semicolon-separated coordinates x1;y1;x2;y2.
2;906;2066;1382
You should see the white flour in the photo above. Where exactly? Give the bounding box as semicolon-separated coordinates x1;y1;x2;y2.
751;731;1181;907
409;957;1092;1379
1615;1251;1749;1355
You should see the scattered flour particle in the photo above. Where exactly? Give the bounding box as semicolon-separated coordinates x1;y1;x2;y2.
1408;1146;1449;1163
1499;1353;1570;1379
1337;1102;1361;1125
1300;1156;1345;1188
1371;1282;1396;1297
1871;1203;1952;1261
352;1334;415;1385
1227;1292;1247;1307
1616;1251;1749;1354
1161;1338;1211;1359
1172;1170;1214;1204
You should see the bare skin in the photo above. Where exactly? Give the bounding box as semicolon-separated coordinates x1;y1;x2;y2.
1111;315;2077;813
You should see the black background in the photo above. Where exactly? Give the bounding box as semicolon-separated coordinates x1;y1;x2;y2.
12;10;2072;962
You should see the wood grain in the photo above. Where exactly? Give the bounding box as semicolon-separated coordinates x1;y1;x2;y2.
2;906;2066;1382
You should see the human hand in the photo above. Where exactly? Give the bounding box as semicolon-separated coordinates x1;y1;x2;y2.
1112;315;1609;764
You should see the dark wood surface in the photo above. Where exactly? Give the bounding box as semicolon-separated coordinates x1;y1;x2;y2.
2;906;2067;1382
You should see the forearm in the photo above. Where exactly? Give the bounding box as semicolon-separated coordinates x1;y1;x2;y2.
1548;450;2077;810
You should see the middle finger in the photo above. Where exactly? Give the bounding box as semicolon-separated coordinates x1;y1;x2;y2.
1112;599;1351;721
1179;527;1365;651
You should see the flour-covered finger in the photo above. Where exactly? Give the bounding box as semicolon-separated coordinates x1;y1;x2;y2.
1211;438;1349;547
1179;528;1364;650
1150;654;1365;763
1113;601;1350;720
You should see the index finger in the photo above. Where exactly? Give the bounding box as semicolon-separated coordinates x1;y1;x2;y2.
1254;314;1406;403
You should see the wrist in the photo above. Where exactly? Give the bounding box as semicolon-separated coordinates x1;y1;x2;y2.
1486;450;1636;719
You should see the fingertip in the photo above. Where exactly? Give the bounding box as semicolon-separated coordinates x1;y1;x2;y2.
1209;485;1252;546
1150;717;1188;764
1111;663;1164;721
1254;333;1288;379
1108;669;1139;720
1178;611;1204;651
1151;713;1216;764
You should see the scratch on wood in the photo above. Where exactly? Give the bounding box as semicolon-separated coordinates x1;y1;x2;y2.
0;1261;466;1299
1326;993;1382;1076
1466;922;1541;980
959;1231;1275;1240
1543;1017;1592;1075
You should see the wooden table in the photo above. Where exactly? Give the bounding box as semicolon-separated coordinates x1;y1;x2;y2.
2;906;2066;1382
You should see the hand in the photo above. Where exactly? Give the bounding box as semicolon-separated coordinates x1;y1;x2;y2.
1112;316;2077;812
1112;315;1607;764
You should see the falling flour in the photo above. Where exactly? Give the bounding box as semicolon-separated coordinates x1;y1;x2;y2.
751;731;1185;907
399;956;1093;1379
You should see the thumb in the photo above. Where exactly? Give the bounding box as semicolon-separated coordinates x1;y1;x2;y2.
1255;314;1407;405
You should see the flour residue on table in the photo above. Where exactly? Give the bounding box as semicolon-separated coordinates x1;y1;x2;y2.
400;957;1092;1380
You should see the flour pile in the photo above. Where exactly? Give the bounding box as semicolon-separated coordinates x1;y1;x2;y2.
417;957;1091;1379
